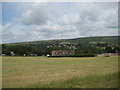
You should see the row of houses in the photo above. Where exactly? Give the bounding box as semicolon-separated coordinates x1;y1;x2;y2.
52;50;75;56
1;50;75;56
1;50;118;57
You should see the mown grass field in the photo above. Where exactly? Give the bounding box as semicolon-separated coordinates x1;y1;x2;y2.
2;56;118;88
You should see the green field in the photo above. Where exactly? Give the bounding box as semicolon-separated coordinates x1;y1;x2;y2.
2;56;118;88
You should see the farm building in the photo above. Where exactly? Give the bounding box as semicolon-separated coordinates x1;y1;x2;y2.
96;53;118;57
52;50;75;56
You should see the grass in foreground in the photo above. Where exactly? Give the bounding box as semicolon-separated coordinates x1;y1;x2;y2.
29;72;118;88
2;56;118;88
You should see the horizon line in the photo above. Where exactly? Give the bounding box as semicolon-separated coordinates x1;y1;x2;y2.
2;35;119;44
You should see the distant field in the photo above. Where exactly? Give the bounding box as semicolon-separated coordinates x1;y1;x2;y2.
2;56;118;88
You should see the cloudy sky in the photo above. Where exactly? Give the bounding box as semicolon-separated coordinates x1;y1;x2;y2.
1;2;118;43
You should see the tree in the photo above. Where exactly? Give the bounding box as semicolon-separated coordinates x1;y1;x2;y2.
105;46;113;53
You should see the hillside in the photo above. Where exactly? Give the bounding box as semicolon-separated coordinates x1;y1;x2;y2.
2;36;119;56
67;36;119;44
5;36;119;45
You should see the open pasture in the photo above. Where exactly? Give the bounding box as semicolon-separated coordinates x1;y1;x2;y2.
2;56;118;88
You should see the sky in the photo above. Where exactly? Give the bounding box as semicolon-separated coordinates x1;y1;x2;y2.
1;2;118;43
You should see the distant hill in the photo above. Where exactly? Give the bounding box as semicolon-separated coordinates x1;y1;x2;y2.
5;36;119;45
2;36;119;56
67;36;119;44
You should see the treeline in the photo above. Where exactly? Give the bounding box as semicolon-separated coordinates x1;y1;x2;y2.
2;42;120;56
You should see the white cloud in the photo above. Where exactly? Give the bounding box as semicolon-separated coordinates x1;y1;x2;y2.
57;14;81;25
20;2;50;25
2;2;118;43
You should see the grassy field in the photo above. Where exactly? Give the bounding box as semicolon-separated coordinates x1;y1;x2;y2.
2;56;118;88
